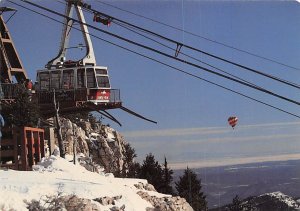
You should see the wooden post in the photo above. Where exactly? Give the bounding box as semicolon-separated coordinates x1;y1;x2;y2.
53;90;65;158
73;125;77;165
13;128;18;169
21;128;27;170
35;131;41;162
40;131;45;158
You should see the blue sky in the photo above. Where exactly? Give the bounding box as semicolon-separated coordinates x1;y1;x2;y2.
2;0;300;168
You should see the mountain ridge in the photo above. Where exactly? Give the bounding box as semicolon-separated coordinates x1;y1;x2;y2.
209;191;300;211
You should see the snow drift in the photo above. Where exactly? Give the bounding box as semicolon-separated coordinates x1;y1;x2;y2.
0;155;193;211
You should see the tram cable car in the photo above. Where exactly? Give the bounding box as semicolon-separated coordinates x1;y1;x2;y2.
35;0;119;107
35;0;156;125
36;65;114;105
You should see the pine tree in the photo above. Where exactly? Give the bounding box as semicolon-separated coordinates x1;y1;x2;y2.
88;113;98;130
227;195;243;211
227;195;256;211
160;156;174;195
139;153;163;191
127;162;141;178
175;167;207;211
3;85;40;127
121;142;140;178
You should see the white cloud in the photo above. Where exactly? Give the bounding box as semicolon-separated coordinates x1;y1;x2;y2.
169;153;300;169
183;133;300;145
122;121;300;139
122;121;300;168
122;127;230;138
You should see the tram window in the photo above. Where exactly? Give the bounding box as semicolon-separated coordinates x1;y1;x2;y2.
86;68;96;88
97;76;110;88
51;71;61;90
39;72;50;90
62;69;74;89
96;69;107;75
77;68;85;88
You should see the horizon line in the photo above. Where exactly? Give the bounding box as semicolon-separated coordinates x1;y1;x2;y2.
169;153;300;170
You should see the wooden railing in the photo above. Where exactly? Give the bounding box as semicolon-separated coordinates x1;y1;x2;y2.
0;126;45;171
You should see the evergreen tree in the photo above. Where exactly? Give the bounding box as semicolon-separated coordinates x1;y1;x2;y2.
160;156;174;195
228;195;243;211
127;162;141;178
3;85;40;127
88;113;98;130
121;142;140;178
139;153;163;192
227;195;256;211
175;167;207;211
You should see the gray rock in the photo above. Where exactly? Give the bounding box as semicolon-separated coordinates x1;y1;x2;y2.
137;191;194;211
110;204;125;211
145;183;156;191
58;118;126;174
60;195;100;211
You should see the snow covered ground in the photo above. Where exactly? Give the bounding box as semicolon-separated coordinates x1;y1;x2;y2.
0;155;166;211
264;192;300;210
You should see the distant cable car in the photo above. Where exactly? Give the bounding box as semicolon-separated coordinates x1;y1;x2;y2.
228;116;238;129
93;13;112;26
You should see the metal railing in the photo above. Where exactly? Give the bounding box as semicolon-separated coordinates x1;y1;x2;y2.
0;84;121;105
37;88;121;104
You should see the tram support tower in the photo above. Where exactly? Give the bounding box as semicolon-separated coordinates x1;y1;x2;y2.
47;0;96;69
0;7;28;83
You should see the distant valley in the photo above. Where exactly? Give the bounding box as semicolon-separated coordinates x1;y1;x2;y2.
173;159;300;208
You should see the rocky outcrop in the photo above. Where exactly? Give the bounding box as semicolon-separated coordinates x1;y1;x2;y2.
93;195;123;206
88;127;125;173
63;195;100;211
60;118;90;156
133;182;193;211
134;182;156;192
25;194;101;211
57;118;126;174
137;191;193;211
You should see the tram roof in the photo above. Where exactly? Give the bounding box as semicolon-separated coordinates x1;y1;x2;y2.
37;66;108;73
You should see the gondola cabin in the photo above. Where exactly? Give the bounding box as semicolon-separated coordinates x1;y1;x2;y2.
36;66;113;105
35;1;122;117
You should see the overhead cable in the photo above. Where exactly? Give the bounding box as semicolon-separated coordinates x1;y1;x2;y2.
8;0;300;119
55;0;265;90
86;3;300;89
114;21;264;90
44;0;300;91
95;0;300;71
17;0;300;107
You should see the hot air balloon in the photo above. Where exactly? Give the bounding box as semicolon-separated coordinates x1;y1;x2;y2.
228;116;238;129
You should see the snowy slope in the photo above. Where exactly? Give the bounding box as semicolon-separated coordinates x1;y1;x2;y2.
0;155;166;211
263;192;300;210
